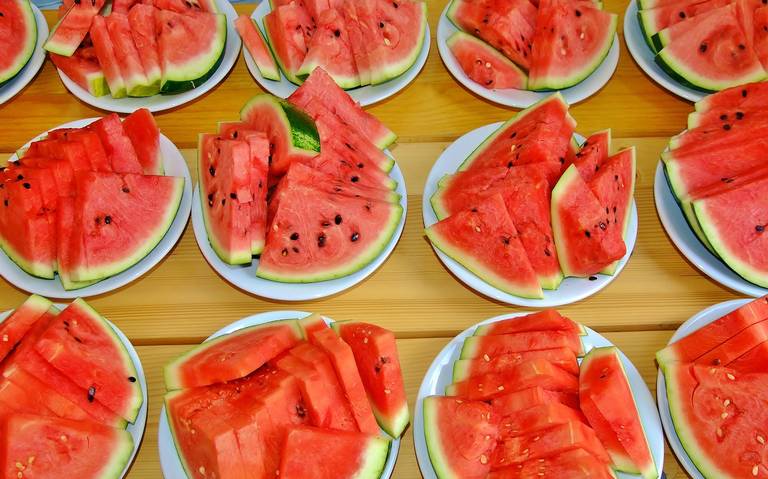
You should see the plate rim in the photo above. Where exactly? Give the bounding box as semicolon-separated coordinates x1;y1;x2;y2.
0;4;48;106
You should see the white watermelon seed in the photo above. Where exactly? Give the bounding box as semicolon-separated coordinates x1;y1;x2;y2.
753;465;759;476
727;373;736;380
384;38;391;46
199;466;206;474
1;334;7;342
724;399;731;407
480;454;488;464
485;62;491;68
716;427;724;438
722;412;729;419
384;388;391;394
497;385;505;391
15;463;23;470
758;435;765;444
363;337;368;344
483;354;491;362
59;435;67;442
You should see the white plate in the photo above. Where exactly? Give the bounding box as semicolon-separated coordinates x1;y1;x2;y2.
414;312;665;479
0;117;193;298
158;310;401;479
623;0;704;103
656;298;752;479
0;303;148;479
244;0;430;107
436;4;620;108
423;122;638;307
653;162;767;297
191;154;407;301
56;0;241;114
0;5;48;106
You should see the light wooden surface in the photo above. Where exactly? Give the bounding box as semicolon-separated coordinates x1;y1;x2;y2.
0;0;744;477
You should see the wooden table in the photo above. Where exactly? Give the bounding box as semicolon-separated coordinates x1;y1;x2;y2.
0;1;747;477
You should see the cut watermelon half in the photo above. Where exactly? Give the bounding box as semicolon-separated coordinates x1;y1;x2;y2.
127;4;163;95
89;16;127;98
122;108;163;175
234;14;280;81
298;8;360;88
50;46;110;97
0;0;36;86
44;0;102;57
453;348;580;380
447;31;527;90
461;329;584;358
426;194;543;298
0;294;54;363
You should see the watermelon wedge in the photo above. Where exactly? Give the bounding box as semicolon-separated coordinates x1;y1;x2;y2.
234;14;280;81
298;8;360;88
496;402;588;439
263;3;314;84
694;80;768;112
728;339;768;373
491;385;580;414
461;329;584;357
44;0;103;57
0;294;54;363
694;318;768;366
638;0;731;51
474;309;586;337
453;348;580;380
489;448;616;478
89;16;127;98
127;4;163;95
0;0;36;86
122;108;163;175
105;12;156;97
50;47;110;97
564;129;611;182
2;363;92;422
447;31;528;90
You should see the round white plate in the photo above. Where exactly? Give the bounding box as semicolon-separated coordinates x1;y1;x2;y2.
192;154;407;301
158;310;401;479
423;122;638;307
0;304;148;479
414;311;665;479
244;0;431;107
656;298;752;479
653;162;767;297
0;117;193;298
56;0;241;114
623;0;704;103
0;5;48;106
436;4;620;108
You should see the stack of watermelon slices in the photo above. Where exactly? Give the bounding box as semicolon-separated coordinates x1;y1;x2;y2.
446;0;617;91
0;109;184;290
238;0;427;89
198;67;404;282
0;0;37;88
426;93;636;299
46;0;226;98
423;310;658;479
663;81;768;287
657;295;768;478
638;0;768;91
0;295;142;478
163;314;409;479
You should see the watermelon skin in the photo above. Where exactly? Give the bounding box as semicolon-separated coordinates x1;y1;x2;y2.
164;319;303;390
234;14;280;81
122;108;163;175
279;426;390;479
0;413;134;478
447;31;528;90
474;309;586;337
50;47;110;97
332;321;410;438
89;16;128;98
461;330;584;358
453;347;580;380
0;294;54;364
447;359;579;400
422;395;499;479
0;0;36;86
580;347;657;478
44;0;102;57
488;448;616;478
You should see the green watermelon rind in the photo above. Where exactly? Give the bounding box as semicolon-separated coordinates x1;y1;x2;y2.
0;295;53;327
422;396;466;479
163;319;303;390
0;236;55;279
654;47;768;93
68;298;144;423
694;199;768;287
43;4;85;57
429;174;457;221
256;203;403;282
369;1;428;85
636;10;662;52
160;14;227;95
0;0;36;86
459;336;484;359
528;15;618;91
581;346;658;479
71;177;184;282
451;359;472;382
371;400;410;439
355;436;392;477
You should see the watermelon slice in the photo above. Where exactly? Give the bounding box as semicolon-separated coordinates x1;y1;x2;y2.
447;31;528;89
2;363;92;422
0;294;54;362
580;347;657;478
264;3;314;84
453;348;580;380
461;330;584;357
0;378;57;416
638;0;731;51
88;15;129;98
154;0;219;14
564;129;611;182
74;113;142;172
551;164;627;277
127;4;163;95
474;309;586;336
422;395;499;479
332;321;409;437
122;108;163;175
256;183;402;282
528;0;617;90
298;8;360;88
164;319;303;389
489;448;616;478
694;80;768;112
728;339;768;373
33;298;143;422
44;0;103;57
279;426;390;478
105;12;157;97
491;385;580;414
234;14;280;81
695;318;768;366
0;414;133;478
426;194;542;298
497;402;588;439
50;46;110;97
157;10;227;94
0;0;36;86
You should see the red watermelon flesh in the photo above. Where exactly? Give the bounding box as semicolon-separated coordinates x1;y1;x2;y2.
422;396;499;479
105;12;155;97
695;318;768;367
127;4;163;95
728;340;768;373
687;104;767;129
497;402;588;439
657;296;768;365
56;196;93;291
234;14;280;81
551;164;627;277
2;363;93;422
491;386;580;414
122;108;163;175
340;0;372;85
298;313;329;336
264;4;314;82
447;31;527;89
446;359;580;400
298;8;360;89
49;130;112;173
695;80;768;112
333;321;409;437
0;378;54;416
0;414;133;478
453;348;580;380
425;194;543;298
461;330;584;358
640;0;732;40
0;294;53;363
474;309;585;337
88;114;143;174
89;15;127;98
488;448;616;479
153;0;217;14
565;129;611;182
288;67;397;148
23;139;91;172
308;326;380;434
44;0;103;57
13;158;74;194
243;133;269;254
49;46;109;97
671;113;768;152
113;0;139;13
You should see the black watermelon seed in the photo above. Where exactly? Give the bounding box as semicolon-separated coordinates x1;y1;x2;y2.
334;29;340;37
335;214;342;225
75;337;82;343
595;165;599;172
351;176;359;183
757;225;765;232
292;247;299;253
379;21;384;28
739;44;746;50
589;276;597;281
720;114;728;120
679;10;685;18
699;43;707;53
16;174;23;180
501;236;510;245
209;166;216;176
614;175;619;181
736;111;745;119
544;248;551;257
613;206;617;213
722;177;734;183
87;386;96;402
128;377;136;383
485;80;493;85
743;89;748;97
322;221;331;227
471;208;478;213
351;232;359;242
357;163;364;168
393;1;398;7
606;207;610;214
585;230;591;238
230;192;237;199
290;232;299;240
104;215;112;225
221;198;226;206
22;183;30;189
576;152;582;158
507;161;513;168
296;405;307;418
122;186;130;193
208;193;213;200
575;8;581;15
510;132;517;138
3;199;7;207
318;234;327;247
232;131;238;138
559;157;565;164
723;124;731;131
95;217;101;225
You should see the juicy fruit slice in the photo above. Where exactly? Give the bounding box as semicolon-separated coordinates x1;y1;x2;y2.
426;194;543;298
234;14;280;81
491;385;580;414
695;318;768;366
729;339;768;373
298;8;359;89
565;129;611;182
447;359;579;400
529;0;617;90
0;294;53;362
496;402;588;438
0;0;36;86
694;80;768;112
44;0;100;57
105;12;156;97
157;10;227;94
0;414;133;478
453;347;580;380
580;347;657;478
122;108;163;175
488;448;616;478
551;164;627;277
461;329;584;358
474;309;586;337
0;378;55;416
639;0;731;50
333;321;410;437
88;113;143;174
264;3;314;84
279;426;390;479
89;15;127;99
256;183;402;282
447;31;527;89
423;396;498;479
127;4;163;96
164;320;302;389
50;47;110;97
2;363;93;422
33;298;143;422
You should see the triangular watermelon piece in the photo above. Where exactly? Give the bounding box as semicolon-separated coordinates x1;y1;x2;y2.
88;113;144;173
127;4;164;94
105;12;157;97
564;129;611;182
234;14;280;81
0;294;54;363
263;4;314;84
340;0;372;85
122;108;163;175
89;15;128;98
49;46;110;97
44;0;104;57
298;8;360;89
